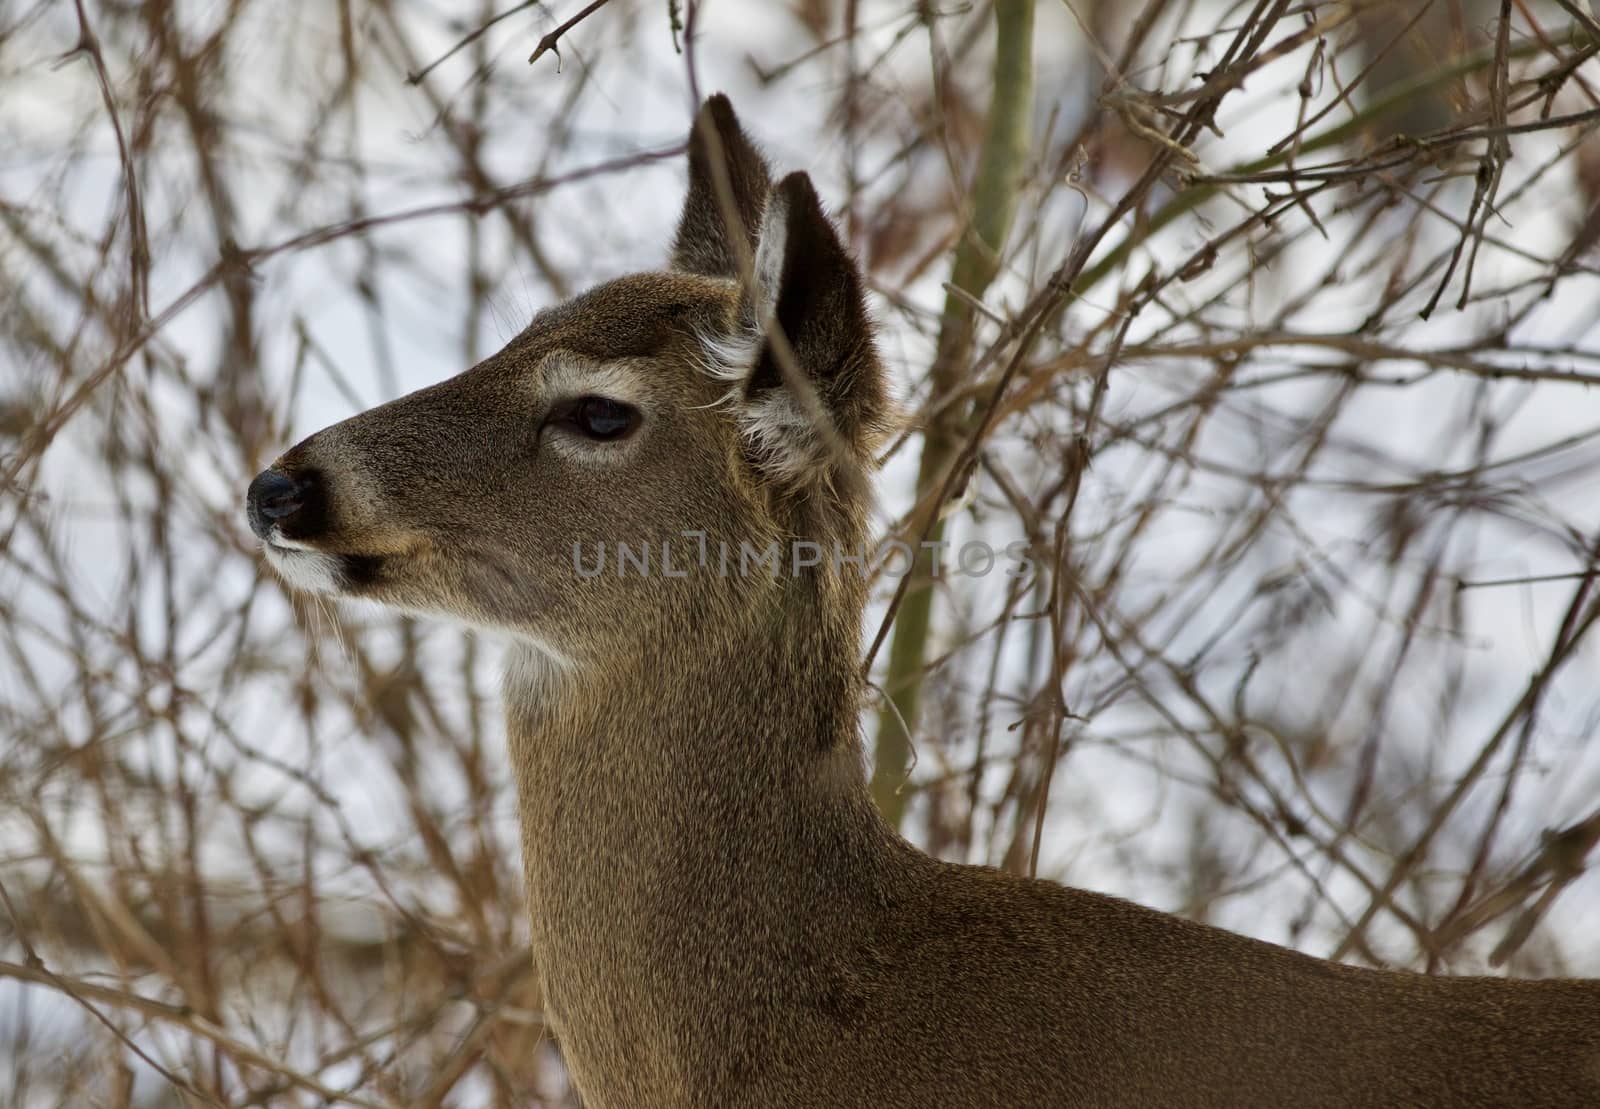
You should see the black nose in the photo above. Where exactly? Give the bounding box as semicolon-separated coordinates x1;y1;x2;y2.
247;468;308;540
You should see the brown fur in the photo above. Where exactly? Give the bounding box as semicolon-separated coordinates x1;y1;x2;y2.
249;96;1600;1107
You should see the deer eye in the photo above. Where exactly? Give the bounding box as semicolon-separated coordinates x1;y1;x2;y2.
554;397;640;441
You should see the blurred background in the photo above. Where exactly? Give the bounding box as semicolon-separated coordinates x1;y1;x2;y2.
3;0;1600;1103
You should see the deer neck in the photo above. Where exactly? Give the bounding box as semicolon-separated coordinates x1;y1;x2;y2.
500;583;900;1079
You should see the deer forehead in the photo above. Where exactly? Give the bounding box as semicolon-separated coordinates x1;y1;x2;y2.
503;270;740;397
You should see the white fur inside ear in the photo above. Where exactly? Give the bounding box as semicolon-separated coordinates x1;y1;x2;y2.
695;328;831;482
750;189;788;325
739;389;819;483
697;326;762;386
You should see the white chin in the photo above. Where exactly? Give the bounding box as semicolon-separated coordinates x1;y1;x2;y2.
262;544;343;595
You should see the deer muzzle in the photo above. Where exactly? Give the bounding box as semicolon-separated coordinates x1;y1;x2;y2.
246;467;318;542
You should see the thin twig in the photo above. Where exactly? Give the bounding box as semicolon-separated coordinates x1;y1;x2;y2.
528;0;613;67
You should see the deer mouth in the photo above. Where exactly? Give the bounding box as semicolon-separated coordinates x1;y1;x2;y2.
264;539;393;592
260;540;350;596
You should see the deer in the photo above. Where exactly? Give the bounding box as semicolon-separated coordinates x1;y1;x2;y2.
246;96;1600;1108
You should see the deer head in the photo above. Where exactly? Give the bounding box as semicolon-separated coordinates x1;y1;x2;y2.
247;96;892;678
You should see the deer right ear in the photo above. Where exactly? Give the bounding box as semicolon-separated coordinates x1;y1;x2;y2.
670;95;774;279
710;172;891;492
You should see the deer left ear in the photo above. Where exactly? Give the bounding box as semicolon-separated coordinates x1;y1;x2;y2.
671;95;773;279
712;171;891;488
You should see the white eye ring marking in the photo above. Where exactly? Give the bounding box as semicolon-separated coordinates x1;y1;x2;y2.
538;360;650;460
